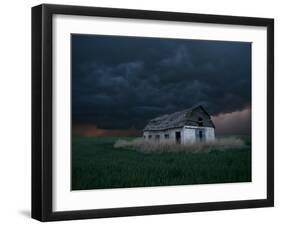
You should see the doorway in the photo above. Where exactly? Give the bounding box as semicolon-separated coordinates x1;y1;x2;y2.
196;129;205;142
199;130;203;141
175;131;181;144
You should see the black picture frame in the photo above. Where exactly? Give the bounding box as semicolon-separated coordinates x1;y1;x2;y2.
32;4;274;222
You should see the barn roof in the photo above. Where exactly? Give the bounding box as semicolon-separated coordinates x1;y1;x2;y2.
143;105;215;131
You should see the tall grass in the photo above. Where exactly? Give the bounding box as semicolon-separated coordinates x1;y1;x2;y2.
72;136;251;190
114;137;245;153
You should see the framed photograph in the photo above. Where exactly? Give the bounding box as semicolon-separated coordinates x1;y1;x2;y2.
32;4;274;221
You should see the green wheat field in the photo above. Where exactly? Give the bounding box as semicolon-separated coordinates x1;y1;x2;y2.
71;136;251;190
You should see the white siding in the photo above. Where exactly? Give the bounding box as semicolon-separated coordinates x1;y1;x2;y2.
143;128;182;143
205;127;215;141
143;126;215;144
182;127;196;144
143;131;150;140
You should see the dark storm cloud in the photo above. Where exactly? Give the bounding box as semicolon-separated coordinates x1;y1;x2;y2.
72;34;251;131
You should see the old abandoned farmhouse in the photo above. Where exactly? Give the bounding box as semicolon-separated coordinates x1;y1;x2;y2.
143;105;215;144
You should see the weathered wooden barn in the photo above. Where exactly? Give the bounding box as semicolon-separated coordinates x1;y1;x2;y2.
143;105;215;144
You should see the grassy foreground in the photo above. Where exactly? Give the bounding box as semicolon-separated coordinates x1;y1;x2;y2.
72;136;251;190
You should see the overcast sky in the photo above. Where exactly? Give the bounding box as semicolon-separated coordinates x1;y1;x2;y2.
72;34;251;136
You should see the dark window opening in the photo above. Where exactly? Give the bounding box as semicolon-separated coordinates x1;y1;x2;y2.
175;132;181;144
164;134;169;139
148;135;152;139
155;135;160;140
198;117;203;126
197;129;205;142
199;130;203;141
